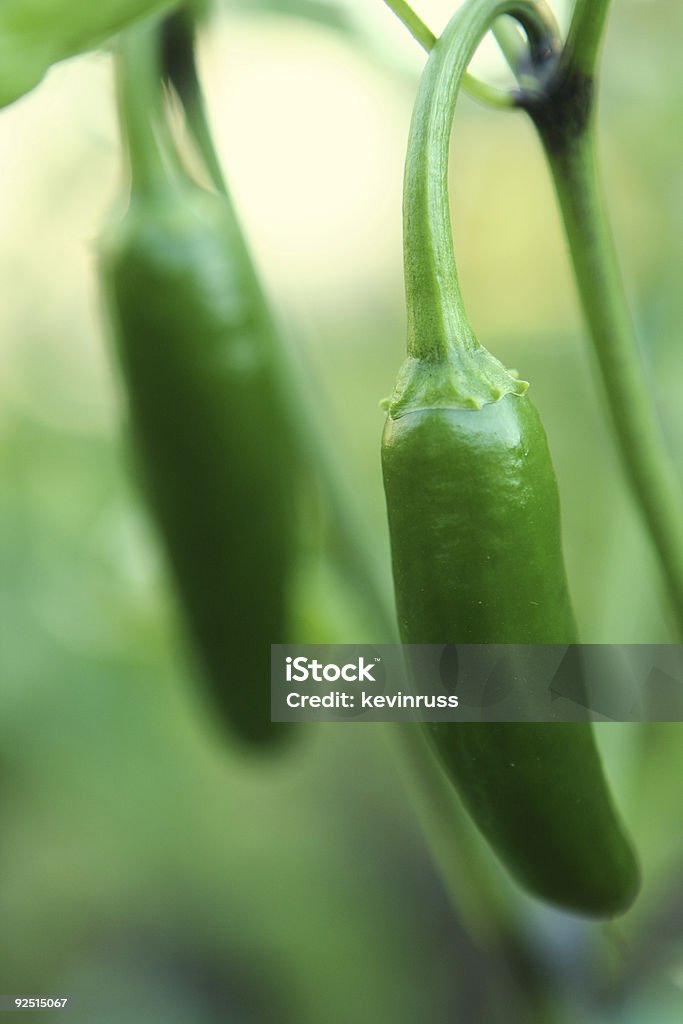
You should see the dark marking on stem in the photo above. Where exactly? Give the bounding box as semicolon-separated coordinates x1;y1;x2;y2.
519;69;595;154
160;9;199;99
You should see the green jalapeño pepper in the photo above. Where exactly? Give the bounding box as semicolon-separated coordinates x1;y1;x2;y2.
98;27;298;747
382;0;639;916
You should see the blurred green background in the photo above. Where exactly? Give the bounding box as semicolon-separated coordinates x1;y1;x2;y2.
1;0;683;1021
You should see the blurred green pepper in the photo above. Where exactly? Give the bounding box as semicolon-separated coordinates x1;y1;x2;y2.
98;25;300;746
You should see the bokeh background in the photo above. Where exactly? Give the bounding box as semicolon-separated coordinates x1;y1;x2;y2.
1;0;683;1020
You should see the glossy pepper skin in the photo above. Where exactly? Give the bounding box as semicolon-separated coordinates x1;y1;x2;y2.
383;392;639;915
382;0;639;916
99;31;297;746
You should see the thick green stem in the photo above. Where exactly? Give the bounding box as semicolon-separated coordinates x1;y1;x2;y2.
116;26;178;197
561;0;612;77
524;0;683;635
539;125;683;634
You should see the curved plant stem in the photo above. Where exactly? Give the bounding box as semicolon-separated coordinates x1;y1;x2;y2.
492;15;554;101
462;68;517;110
524;0;683;636
383;0;519;109
402;0;558;364
538;127;683;636
492;15;526;76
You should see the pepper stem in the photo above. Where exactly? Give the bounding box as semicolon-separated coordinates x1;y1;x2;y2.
390;0;558;414
404;0;557;360
160;9;229;196
116;21;178;197
560;0;612;78
530;77;683;637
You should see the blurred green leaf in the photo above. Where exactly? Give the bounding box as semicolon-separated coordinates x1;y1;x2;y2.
0;0;178;108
